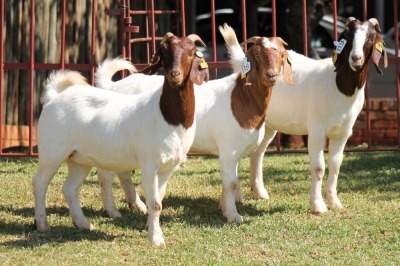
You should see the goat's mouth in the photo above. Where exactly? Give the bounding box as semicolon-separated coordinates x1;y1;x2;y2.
167;78;184;87
349;60;364;71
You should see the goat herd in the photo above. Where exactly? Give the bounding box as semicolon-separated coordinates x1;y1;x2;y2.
32;18;387;246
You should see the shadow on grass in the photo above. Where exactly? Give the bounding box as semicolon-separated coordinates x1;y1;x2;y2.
0;190;282;249
261;152;400;195
0;206;116;249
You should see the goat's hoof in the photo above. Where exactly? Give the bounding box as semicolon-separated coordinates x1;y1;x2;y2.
103;209;122;219
130;201;147;214
252;187;270;200
327;197;343;210
310;201;328;215
73;221;95;230
34;219;50;231
149;234;165;247
225;212;243;223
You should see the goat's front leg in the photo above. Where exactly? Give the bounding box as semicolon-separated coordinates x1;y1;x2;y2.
117;171;147;213
63;161;94;230
249;128;277;200
326;137;348;210
141;167;165;246
308;132;327;214
219;157;243;222
98;169;122;218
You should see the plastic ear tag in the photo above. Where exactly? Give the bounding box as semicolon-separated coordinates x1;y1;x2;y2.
241;57;251;79
375;42;383;53
333;39;347;54
287;56;292;65
199;58;208;69
196;51;204;58
332;50;338;64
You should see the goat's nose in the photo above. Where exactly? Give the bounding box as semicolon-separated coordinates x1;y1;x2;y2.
351;55;362;62
170;70;181;78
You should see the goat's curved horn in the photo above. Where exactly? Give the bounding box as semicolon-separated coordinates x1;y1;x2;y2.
161;32;174;44
240;36;261;46
346;17;356;26
368;18;382;33
187;34;207;47
277;37;288;46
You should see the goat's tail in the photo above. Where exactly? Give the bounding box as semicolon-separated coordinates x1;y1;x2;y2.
41;70;88;106
218;23;245;73
95;57;137;89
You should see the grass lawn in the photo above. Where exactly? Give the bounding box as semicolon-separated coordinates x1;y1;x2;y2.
0;152;399;265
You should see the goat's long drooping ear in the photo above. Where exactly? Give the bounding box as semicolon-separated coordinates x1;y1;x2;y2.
190;55;210;85
282;49;294;85
240;36;261;84
141;46;164;75
243;45;260;84
371;34;388;75
141;32;174;75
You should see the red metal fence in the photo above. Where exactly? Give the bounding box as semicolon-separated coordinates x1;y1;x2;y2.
0;0;399;157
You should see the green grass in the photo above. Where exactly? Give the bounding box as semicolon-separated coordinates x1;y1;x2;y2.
0;152;399;265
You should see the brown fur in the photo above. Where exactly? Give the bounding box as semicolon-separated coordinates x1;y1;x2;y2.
231;37;292;129
142;34;209;129
334;18;387;96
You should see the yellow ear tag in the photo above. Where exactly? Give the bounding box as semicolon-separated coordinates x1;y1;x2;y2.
332;50;338;64
199;58;208;69
375;42;383;53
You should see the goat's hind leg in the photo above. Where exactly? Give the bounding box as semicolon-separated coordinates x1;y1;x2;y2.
32;162;62;231
117;171;146;213
98;169;122;218
63;160;94;230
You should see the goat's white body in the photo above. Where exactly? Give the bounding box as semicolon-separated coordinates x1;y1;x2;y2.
33;71;195;246
264;51;364;138
228;46;365;213
95;58;265;222
38;86;191;171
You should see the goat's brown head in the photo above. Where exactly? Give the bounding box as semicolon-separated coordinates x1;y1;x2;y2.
240;36;293;87
142;33;209;87
334;17;388;74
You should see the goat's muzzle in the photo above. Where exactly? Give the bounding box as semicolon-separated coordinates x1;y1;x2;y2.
266;70;279;84
167;68;184;86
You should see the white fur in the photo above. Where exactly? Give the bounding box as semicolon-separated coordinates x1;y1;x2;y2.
349;23;369;69
226;28;367;214
32;70;196;246
94;40;285;222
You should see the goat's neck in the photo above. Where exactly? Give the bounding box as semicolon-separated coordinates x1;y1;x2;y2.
159;78;195;129
336;61;370;97
230;74;272;130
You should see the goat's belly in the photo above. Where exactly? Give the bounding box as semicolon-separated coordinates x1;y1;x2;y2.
69;150;139;171
265;119;308;135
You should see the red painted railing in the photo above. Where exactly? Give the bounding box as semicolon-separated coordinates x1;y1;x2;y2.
0;0;399;157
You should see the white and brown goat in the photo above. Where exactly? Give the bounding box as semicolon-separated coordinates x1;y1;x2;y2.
223;17;388;214
32;33;209;246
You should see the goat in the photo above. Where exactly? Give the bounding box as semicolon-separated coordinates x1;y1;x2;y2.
32;33;209;246
223;17;388;214
94;23;293;222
